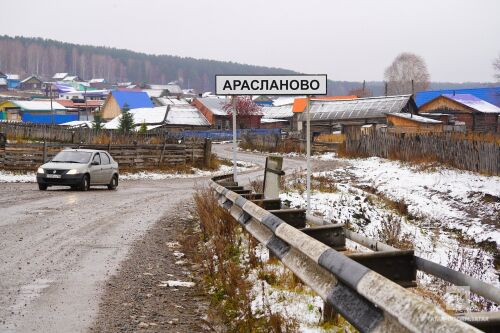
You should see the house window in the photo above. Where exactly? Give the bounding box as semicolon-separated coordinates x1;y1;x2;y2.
33;84;37;88
225;120;230;130
216;120;222;130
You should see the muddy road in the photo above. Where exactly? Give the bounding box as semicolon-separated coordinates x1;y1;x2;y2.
0;144;307;333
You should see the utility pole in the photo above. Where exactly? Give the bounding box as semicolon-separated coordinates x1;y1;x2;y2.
306;95;311;214
84;86;88;121
232;96;237;181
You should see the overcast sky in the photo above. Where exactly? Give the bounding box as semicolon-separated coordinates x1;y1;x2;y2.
1;0;499;82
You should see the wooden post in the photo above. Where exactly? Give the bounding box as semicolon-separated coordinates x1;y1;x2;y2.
159;140;167;166
42;140;47;163
203;138;212;168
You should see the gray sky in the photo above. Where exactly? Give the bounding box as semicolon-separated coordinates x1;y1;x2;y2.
1;0;499;82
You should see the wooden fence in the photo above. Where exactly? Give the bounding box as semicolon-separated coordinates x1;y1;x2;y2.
0;121;167;144
0;139;211;171
345;131;500;175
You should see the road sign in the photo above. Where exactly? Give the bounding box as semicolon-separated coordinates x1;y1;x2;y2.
215;74;327;96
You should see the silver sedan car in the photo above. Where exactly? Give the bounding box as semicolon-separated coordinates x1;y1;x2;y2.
36;149;119;191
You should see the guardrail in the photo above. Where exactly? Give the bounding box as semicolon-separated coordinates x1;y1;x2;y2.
210;173;499;333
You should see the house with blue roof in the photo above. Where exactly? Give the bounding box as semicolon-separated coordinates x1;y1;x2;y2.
415;87;500;108
101;90;153;120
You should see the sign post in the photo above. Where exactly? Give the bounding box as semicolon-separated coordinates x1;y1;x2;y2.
215;74;327;195
232;96;237;181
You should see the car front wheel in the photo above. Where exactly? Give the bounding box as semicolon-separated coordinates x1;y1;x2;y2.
108;174;118;190
80;174;90;191
38;183;47;191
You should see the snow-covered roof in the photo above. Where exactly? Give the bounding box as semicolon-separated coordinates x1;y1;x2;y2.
262;105;294;119
6;74;20;80
21;75;41;83
89;78;105;84
273;96;301;106
52;73;68;80
388;113;442;124
148;84;182;94
59;120;94;128
142;89;164;98
0;78;7;85
11;100;67;111
63;76;79;82
104;105;209;129
156;97;190;106
261;118;288;124
297;95;413;122
166;106;210;126
196;97;229;116
442;94;500;114
104;107;168;129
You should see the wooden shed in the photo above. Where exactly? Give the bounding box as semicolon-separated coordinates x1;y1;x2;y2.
419;94;499;133
386;113;443;133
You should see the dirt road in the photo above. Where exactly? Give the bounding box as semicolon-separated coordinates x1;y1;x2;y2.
0;144;307;333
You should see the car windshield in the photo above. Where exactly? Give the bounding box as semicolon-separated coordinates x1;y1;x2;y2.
52;151;92;163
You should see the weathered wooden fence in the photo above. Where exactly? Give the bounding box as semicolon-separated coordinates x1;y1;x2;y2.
345;131;500;175
0;121;166;144
0;139;211;171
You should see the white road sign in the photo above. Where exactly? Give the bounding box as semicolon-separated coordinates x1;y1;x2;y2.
215;74;327;95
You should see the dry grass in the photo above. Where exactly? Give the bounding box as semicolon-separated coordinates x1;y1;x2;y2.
376;215;414;250
192;187;298;332
315;133;346;143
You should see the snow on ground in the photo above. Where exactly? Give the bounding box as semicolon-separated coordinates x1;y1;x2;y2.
158;280;195;288
341;157;500;245
0;170;36;183
280;155;500;309
0;161;257;183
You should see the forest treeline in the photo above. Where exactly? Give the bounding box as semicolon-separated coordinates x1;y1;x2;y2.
0;36;490;94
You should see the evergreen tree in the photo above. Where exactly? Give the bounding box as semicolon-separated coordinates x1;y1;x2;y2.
92;112;104;130
138;121;147;134
118;104;134;133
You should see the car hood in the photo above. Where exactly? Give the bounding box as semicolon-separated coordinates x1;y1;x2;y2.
40;162;89;170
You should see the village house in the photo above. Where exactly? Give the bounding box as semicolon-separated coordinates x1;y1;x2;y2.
0;100;69;122
418;94;500;132
147;83;183;98
20;75;43;90
192;96;262;129
5;74;20;89
260;104;294;129
89;78;108;89
296;95;418;137
101;90;154;120
0;71;7;91
416;87;500;108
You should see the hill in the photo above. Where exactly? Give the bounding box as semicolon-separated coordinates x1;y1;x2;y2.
0;35;495;95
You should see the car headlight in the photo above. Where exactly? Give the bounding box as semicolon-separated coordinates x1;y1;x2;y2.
66;169;80;175
37;167;45;174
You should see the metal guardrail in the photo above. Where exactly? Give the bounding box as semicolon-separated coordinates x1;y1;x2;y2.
209;173;495;333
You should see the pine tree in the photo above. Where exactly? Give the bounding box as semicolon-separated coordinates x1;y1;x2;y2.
118;104;134;133
138;121;147;134
92;112;104;130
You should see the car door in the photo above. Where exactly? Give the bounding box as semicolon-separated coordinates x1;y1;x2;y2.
100;152;114;183
89;153;103;184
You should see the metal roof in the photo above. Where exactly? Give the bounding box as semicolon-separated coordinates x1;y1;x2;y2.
416;87;500;108
442;94;500;114
297;95;413;122
261;105;294;119
6;74;20;80
148;84;183;94
156;97;190;106
111;91;154;109
12;100;67;111
52;73;68;80
196;97;229;116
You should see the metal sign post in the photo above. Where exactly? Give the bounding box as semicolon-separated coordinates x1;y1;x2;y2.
306;96;311;214
232;96;237;181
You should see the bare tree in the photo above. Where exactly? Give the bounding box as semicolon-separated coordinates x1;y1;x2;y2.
384;52;430;95
494;54;500;81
